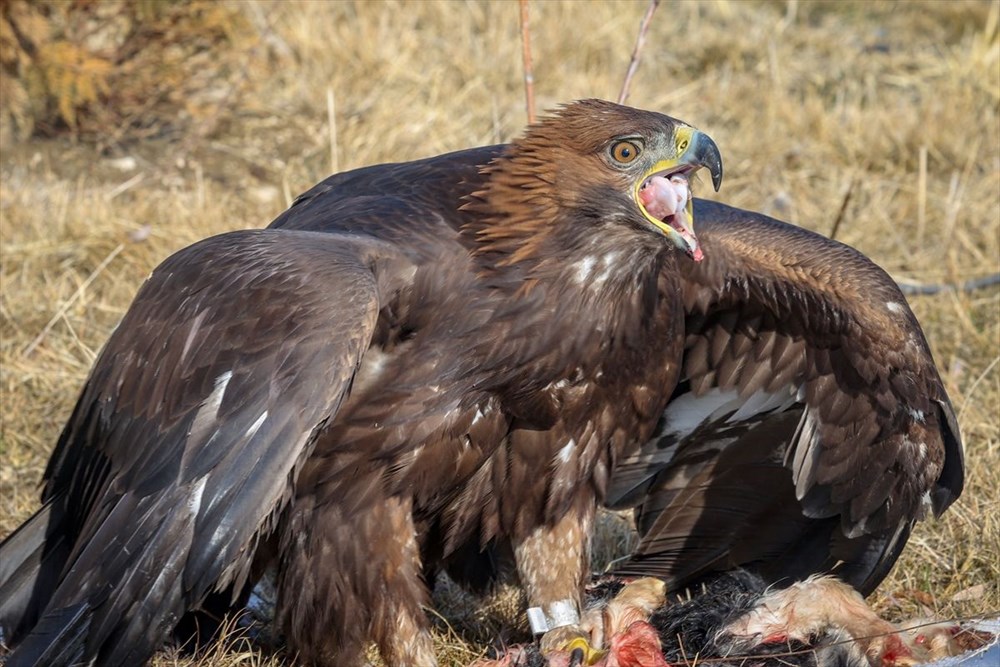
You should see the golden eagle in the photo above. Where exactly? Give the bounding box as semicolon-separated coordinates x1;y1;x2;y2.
0;99;962;667
1;100;723;666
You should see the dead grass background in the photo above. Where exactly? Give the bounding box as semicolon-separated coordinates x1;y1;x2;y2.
1;1;997;665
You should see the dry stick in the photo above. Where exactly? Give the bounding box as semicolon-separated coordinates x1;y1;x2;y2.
675;632;698;667
195;161;205;210
827;176;857;241
105;173;145;201
943;136;981;253
519;0;535;123
896;272;1000;296
958;354;999;422
917;145;928;246
824;174;999;295
327;86;339;175
618;0;661;105
23;243;126;358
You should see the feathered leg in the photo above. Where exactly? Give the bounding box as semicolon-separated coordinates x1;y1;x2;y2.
514;502;596;661
278;495;436;667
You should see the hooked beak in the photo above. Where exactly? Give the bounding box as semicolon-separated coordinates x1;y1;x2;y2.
635;128;723;261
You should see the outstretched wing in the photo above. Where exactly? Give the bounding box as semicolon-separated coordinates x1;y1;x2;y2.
608;200;964;594
2;228;413;666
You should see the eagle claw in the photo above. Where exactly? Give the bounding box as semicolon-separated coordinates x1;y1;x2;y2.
540;626;608;666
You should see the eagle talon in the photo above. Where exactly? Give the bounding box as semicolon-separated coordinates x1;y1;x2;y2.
541;631;608;666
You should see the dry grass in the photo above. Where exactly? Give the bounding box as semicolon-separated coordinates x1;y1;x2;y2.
1;1;998;665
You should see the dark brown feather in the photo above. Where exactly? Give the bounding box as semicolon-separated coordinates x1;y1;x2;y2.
609;200;963;595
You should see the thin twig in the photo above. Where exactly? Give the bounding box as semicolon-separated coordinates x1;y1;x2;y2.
23;243;126;358
827;176;857;241
195;161;205;210
895;273;1000;296
519;0;536;123
327;86;339;175
943;136;981;251
676;631;697;667
105;173;145;201
281;172;293;209
958;354;999;422
618;0;661;105
917;145;928;245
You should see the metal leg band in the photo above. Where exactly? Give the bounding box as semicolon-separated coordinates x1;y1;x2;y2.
526;599;581;635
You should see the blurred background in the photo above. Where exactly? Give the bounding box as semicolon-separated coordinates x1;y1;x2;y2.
1;1;997;664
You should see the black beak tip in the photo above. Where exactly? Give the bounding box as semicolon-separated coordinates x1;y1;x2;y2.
686;129;724;193
697;132;724;192
711;161;724;192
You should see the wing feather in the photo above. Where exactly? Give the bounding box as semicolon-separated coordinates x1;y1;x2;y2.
5;228;412;666
609;201;963;594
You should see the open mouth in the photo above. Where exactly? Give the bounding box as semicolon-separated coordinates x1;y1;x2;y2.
637;166;701;260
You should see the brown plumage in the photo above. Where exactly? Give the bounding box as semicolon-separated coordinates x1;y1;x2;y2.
445;203;962;608
0;100;723;667
607;201;964;595
445;203;963;666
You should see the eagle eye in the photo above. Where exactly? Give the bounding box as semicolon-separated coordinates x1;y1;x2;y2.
610;140;641;165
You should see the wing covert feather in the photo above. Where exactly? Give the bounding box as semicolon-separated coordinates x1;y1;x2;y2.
609;200;963;592
24;228;411;664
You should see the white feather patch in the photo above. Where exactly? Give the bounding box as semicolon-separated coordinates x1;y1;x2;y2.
609;386;796;508
209;371;232;415
791;408;822;501
187;476;208;516
573;256;597;284
557;438;576;463
245;410;268;440
728;385;798;423
190;370;233;441
659;387;742;439
180;309;209;366
593;251;621;285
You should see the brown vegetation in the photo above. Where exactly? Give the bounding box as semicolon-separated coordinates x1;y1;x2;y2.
0;0;259;143
1;1;997;665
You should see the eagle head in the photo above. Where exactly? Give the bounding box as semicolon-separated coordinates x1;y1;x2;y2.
540;99;723;262
464;99;723;268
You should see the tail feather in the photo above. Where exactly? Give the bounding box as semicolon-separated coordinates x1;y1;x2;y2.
5;602;91;667
0;500;71;648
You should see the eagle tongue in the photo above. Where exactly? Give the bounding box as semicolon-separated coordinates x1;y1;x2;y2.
638;173;701;261
638;174;689;220
672;208;703;262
